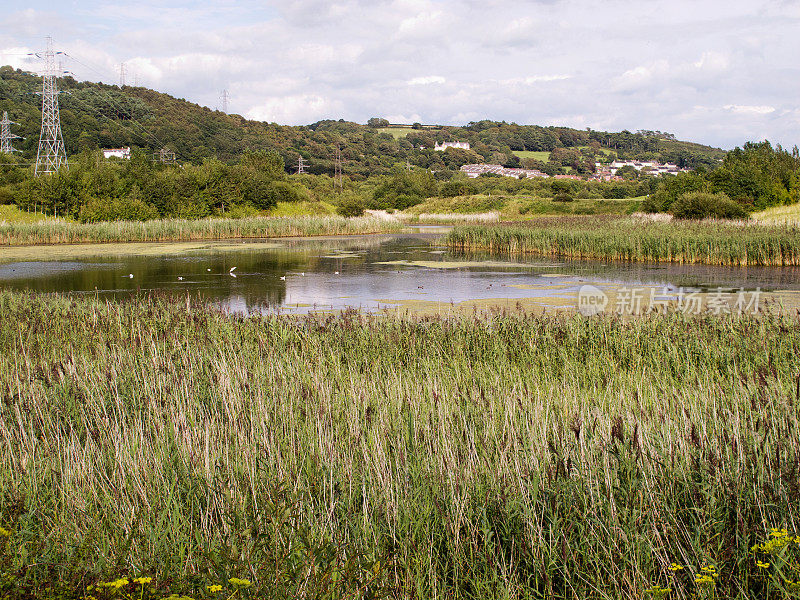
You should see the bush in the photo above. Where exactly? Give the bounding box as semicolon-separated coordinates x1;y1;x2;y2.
79;191;159;223
336;193;366;217
440;180;478;198
553;192;574;203
670;192;748;220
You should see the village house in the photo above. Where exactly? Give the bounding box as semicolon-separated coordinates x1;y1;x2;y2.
460;164;549;179
435;141;470;151
102;147;131;160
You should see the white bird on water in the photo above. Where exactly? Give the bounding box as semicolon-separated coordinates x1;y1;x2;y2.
178;276;184;281
334;271;339;275
128;274;134;279
229;266;237;278
280;275;286;281
207;268;211;272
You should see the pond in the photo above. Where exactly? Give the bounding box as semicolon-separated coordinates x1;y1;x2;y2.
1;231;799;315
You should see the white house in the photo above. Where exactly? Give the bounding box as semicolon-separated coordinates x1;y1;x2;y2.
435;141;470;151
102;147;131;160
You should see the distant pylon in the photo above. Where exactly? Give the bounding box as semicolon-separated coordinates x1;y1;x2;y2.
153;148;176;165
220;89;230;114
296;155;307;174
35;37;68;176
119;62;127;86
334;144;343;191
0;112;22;154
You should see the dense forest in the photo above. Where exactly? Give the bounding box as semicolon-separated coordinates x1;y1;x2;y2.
0;65;725;178
2;65;799;222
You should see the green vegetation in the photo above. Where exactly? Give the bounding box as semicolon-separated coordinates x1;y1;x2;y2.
511;150;551;162
446;216;800;265
0;66;725;180
376;127;413;139
0;204;65;224
404;194;642;220
669;192;747;220
1;292;799;598
645;142;800;215
753;203;800;226
0;215;400;246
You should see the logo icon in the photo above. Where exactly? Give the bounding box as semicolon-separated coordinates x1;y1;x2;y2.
577;285;608;316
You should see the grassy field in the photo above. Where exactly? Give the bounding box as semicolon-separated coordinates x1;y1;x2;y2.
511;150;551;162
404;195;642;221
377;127;413;139
0;204;67;225
0;215;401;246
446;215;800;266
753;203;800;226
0;291;799;599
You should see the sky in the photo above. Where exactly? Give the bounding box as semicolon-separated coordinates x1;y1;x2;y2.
1;0;800;149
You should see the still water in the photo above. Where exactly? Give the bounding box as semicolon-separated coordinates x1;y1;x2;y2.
1;231;799;314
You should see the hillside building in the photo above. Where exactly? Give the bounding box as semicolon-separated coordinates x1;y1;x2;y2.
435;141;470;151
102;147;131;160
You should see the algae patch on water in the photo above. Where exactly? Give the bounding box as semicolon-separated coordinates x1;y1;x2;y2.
375;259;549;269
0;240;286;262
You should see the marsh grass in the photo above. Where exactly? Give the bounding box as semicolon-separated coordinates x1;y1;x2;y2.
446;215;800;266
0;215;402;247
0;292;799;599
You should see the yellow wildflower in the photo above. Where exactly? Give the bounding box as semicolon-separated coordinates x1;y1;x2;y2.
644;584;672;598
668;563;683;572
228;578;251;587
756;560;770;569
695;574;715;586
206;584;223;593
0;526;10;537
134;577;152;585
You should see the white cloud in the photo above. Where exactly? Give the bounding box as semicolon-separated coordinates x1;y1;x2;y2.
5;0;800;148
723;104;776;115
246;94;338;124
407;75;445;85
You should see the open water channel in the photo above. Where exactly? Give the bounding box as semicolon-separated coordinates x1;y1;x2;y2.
1;230;799;315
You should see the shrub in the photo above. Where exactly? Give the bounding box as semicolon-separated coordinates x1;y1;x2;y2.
78;192;159;223
440;180;478;198
670;192;748;220
553;192;574;203
336;193;366;217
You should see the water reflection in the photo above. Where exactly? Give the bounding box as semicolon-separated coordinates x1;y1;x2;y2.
0;233;799;314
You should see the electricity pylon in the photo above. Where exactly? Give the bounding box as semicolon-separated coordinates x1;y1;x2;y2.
153;148;176;165
296;155;307;174
35;37;68;175
220;89;230;114
0;112;22;154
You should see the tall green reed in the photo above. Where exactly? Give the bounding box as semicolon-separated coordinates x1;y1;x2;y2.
0;215;402;246
0;292;798;599
446;216;800;266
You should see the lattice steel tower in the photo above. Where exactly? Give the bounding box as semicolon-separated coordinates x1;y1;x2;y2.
35;37;68;176
0;112;22;154
220;89;230;114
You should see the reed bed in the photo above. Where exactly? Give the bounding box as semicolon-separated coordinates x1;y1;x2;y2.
446;216;800;266
0;215;402;246
0;292;799;599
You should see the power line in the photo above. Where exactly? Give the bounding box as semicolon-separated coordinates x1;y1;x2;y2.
119;62;127;87
296;154;307;174
35;36;68;175
54;45;178;158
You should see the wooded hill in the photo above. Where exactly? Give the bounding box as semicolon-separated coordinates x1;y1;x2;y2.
1;65;726;178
